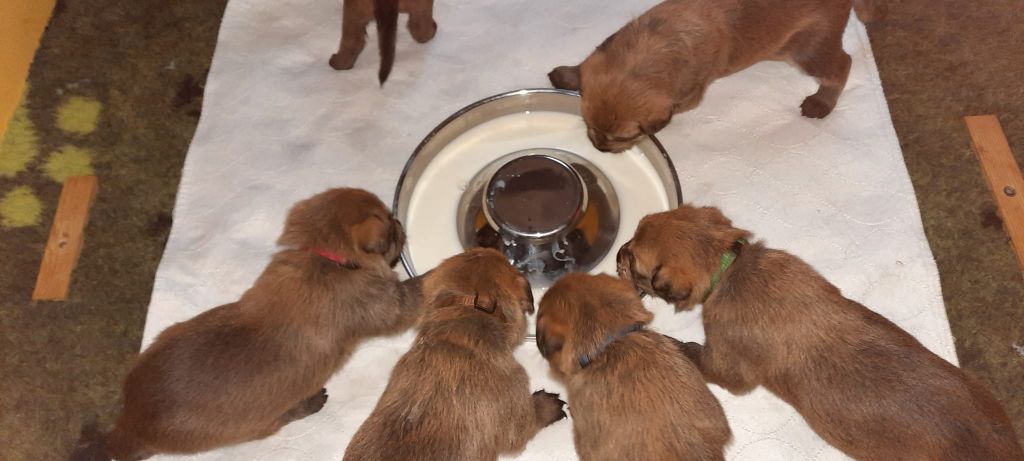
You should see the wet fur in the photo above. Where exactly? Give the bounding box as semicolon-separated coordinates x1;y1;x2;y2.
617;205;1024;460
343;248;566;461
105;188;423;460
537;273;732;461
330;0;437;84
548;0;886;152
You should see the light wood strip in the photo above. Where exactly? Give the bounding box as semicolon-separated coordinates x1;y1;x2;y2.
965;115;1024;274
32;176;98;301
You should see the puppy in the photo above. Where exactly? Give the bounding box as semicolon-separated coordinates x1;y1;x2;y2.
536;273;732;461
105;188;423;460
330;0;437;84
548;0;886;153
343;248;567;461
617;205;1024;460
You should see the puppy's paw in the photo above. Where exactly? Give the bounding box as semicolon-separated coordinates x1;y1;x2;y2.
548;66;581;91
800;95;834;119
408;19;437;43
679;341;705;365
532;389;568;426
329;52;358;71
303;388;329;416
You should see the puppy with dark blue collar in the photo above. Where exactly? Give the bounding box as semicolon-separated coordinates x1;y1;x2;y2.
536;273;731;461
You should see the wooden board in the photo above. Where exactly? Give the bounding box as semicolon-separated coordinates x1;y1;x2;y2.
32;176;98;301
964;115;1024;273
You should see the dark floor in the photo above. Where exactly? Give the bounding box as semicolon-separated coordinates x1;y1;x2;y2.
0;0;1021;459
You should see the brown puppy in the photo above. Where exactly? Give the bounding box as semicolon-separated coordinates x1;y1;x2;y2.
548;0;886;153
343;248;567;461
105;188;423;460
617;205;1024;460
536;273;732;461
330;0;437;84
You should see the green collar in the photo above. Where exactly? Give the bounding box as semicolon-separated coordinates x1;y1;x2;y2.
701;239;747;303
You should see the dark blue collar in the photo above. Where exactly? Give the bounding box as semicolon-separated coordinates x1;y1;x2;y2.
578;323;646;368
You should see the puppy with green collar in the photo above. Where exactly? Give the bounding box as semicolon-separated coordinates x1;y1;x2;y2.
618;204;1024;460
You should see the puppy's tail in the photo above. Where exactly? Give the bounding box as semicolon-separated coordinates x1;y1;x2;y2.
374;0;399;85
853;0;887;22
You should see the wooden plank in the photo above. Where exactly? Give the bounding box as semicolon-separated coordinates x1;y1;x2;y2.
32;176;98;301
964;115;1024;273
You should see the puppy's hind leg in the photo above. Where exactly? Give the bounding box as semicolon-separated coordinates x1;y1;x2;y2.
404;0;437;43
330;0;373;70
682;342;759;395
280;388;330;424
791;25;852;119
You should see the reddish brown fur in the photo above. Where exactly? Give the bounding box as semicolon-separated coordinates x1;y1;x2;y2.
618;205;1024;460
343;248;566;461
105;188;423;460
330;0;437;84
536;273;732;461
548;0;886;153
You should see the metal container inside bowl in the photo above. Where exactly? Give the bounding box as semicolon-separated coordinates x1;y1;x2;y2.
393;88;682;285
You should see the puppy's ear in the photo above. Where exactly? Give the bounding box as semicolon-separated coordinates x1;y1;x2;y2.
640;109;673;136
651;264;692;304
548;65;581;91
473;291;508;323
351;218;390;255
536;325;564;360
699;206;734;227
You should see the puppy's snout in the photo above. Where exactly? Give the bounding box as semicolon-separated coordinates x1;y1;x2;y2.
386;217;405;265
524;282;536;315
389;217;404;244
587;128;601;148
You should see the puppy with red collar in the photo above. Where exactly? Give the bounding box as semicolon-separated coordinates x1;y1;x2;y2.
106;188;423;460
536;273;732;461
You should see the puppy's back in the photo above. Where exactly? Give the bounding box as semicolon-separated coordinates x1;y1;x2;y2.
344;338;518;461
569;331;730;460
731;248;1023;460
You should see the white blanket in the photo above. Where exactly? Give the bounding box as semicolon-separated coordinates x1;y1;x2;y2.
143;0;955;459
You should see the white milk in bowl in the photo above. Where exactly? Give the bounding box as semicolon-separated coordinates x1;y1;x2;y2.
405;111;672;311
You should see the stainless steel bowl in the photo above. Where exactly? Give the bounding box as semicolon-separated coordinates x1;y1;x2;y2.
393;88;682;283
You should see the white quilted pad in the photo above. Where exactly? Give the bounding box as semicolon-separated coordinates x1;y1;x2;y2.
142;0;956;459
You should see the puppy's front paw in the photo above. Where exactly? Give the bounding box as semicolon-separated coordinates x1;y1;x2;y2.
548;66;581;91
329;52;358;71
800;95;834;119
532;390;568;426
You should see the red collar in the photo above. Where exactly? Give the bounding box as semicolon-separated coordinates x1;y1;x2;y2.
310;247;358;269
